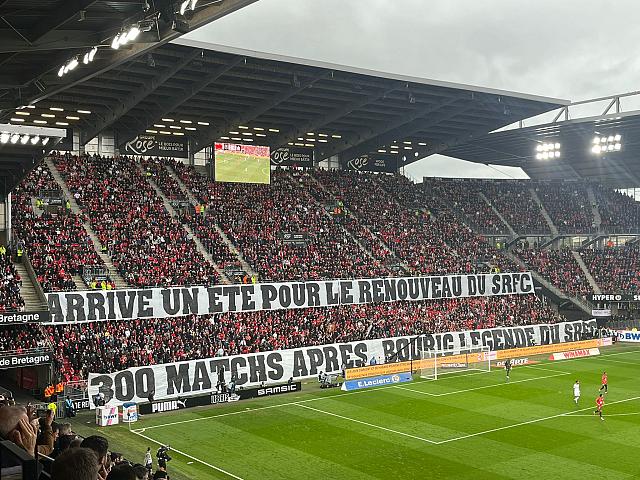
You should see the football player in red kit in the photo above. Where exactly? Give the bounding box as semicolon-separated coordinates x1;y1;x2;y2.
594;393;605;420
599;371;608;394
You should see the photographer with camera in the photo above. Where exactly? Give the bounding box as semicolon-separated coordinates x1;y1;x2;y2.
156;445;171;469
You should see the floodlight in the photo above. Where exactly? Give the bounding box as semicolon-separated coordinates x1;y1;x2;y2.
554;151;561;158
111;34;121;49
42;137;50;146
614;134;622;141
10;134;20;144
554;143;560;149
30;136;40;145
593;137;600;144
20;135;29;144
0;133;9;144
614;143;621;150
126;26;141;42
88;47;97;62
68;58;79;71
58;66;64;77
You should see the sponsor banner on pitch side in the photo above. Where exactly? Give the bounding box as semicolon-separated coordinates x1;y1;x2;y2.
549;348;600;360
88;320;597;407
495;358;537;367
46;272;535;324
138;382;302;414
341;372;412;391
617;330;640;343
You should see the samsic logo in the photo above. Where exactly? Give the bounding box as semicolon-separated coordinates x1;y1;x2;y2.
257;384;298;396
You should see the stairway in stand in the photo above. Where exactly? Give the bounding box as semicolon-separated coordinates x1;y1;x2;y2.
44;158;128;289
13;262;46;310
165;164;258;278
139;164;231;285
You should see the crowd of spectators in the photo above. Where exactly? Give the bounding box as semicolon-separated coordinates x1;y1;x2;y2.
479;180;550;234
0;251;25;312
580;245;640;293
47;294;562;378
144;158;243;271
534;181;594;233
0;404;165;479
422;178;508;235
514;246;593;297
592;184;640;233
53;153;219;288
10;164;103;292
171;161;389;281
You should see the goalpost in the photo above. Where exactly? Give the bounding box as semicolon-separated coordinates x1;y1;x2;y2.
418;346;492;380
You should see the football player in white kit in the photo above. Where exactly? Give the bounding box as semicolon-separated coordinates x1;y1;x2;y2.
573;380;581;404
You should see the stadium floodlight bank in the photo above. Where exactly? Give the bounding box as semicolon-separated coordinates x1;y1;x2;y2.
419;346;491;380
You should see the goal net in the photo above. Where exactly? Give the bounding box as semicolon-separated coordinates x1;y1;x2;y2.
418;346;492;380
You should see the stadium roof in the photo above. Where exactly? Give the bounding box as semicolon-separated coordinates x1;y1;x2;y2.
0;0;257;117
0;124;65;196
443;92;640;187
1;38;568;165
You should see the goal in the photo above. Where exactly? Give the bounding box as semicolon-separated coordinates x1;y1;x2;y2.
418;346;492;380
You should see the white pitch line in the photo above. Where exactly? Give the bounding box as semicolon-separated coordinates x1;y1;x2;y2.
396;372;570;397
295;403;438;444
568;412;640;417
522;364;572;375
136;348;640;432
435;395;640;445
596;357;640;366
131;429;245;480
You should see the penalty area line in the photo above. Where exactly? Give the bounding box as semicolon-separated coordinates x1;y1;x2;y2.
130;429;245;480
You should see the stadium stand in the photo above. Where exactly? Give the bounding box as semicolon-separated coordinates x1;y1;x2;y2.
479;180;550;234
0;252;25;312
592;183;640;233
171;161;390;281
11;165;105;292
534;181;595;233
46;295;562;378
52;153;220;288
514;246;593;297
580;245;640;293
422;178;508;235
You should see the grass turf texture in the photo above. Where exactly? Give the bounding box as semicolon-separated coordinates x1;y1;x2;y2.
69;344;640;479
214;152;270;184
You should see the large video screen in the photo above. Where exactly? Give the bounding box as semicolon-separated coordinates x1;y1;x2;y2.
214;143;271;184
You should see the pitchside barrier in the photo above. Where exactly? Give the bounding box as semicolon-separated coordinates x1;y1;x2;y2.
345;337;612;380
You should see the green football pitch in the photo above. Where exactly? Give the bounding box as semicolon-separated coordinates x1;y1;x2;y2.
215;152;270;184
71;344;640;479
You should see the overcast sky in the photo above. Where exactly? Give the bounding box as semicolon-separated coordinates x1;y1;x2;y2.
185;0;640;180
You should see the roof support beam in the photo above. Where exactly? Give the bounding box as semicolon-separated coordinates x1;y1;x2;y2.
317;94;468;162
25;0;99;44
193;73;329;150
268;83;403;148
114;56;246;146
82;50;201;141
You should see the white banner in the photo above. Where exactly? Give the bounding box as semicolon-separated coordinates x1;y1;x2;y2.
88;319;596;407
46;272;535;324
